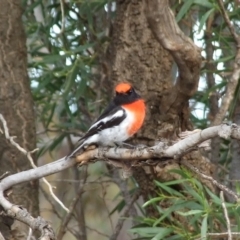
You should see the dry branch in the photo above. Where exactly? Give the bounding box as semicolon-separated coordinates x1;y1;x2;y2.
182;160;239;202
109;193;140;240
56;167;87;240
75;124;240;163
1;121;240;237
0;114;69;213
146;0;202;104
212;0;240;125
220;191;232;240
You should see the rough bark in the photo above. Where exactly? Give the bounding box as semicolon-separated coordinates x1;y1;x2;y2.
105;0;173;214
105;0;205;216
0;1;39;238
106;0;173;140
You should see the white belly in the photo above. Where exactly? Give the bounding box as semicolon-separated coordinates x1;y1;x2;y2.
84;109;134;146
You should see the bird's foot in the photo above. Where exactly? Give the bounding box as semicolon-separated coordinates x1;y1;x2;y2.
134;144;147;150
114;142;135;149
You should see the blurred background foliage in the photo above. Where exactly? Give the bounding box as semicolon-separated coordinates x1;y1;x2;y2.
21;0;240;239
132;169;240;239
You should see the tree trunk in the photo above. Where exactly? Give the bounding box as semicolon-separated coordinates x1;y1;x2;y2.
105;0;174;215
0;1;39;239
105;0;213;217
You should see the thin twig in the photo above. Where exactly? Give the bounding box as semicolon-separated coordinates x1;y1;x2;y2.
40;186;62;219
182;160;240;201
99;179;114;232
40;186;78;238
111;168;138;218
56;167;88;240
212;0;240;125
85;225;110;238
0;172;10;181
217;0;240;45
46;178;113;184
72;166;87;240
1;122;240;235
205;17;220;165
0;113;69;213
196;232;240;240
57;192;85;240
26;227;33;240
58;0;65;34
220;191;232;240
109;193;140;240
0;231;6;240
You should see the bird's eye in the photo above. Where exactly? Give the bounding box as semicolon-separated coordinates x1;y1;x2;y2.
127;89;133;95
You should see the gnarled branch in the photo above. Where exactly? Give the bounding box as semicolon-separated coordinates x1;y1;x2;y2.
1;123;240;238
145;0;202;108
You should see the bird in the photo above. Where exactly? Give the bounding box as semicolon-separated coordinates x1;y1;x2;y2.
67;82;146;158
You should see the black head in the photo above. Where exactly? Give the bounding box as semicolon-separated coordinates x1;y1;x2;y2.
113;83;141;105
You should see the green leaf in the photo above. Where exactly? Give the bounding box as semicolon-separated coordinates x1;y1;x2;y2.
154;181;184;197
215;55;235;63
193;0;213;8
129;227;172;238
198;8;215;32
143;197;163;208
183;184;203;203
164;179;189;186
176;0;194;22
63;59;80;97
75;66;88;98
33;54;66;64
205;187;222;205
48;134;65;151
206;187;235;208
24;0;42;14
177;209;204;216
70;43;95;54
110;199;126;215
151;228;174;240
153;199;194;226
45;102;56;128
201;215;208;239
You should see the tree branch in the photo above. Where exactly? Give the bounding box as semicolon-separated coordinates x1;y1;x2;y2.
182;160;240;202
212;0;240;125
56;167;87;240
109;193;140;240
0;114;69;213
220;191;232;240
75;124;240;163
145;0;202;100
1;123;240;237
217;0;240;46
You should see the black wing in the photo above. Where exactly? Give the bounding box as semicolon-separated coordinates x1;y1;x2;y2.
81;105;126;141
96;101;117;121
66;102;125;158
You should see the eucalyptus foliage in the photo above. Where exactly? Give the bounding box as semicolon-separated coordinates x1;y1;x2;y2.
131;169;240;239
21;0;240;239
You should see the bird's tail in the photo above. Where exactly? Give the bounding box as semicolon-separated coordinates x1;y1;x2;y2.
65;141;85;160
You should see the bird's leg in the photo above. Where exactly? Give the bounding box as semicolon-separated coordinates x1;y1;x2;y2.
113;142;121;152
115;142;147;151
114;141;135;149
134;143;147;150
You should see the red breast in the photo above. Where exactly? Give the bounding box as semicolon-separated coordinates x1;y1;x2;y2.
122;99;146;136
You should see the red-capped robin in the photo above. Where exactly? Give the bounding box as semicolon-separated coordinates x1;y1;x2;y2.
67;82;145;158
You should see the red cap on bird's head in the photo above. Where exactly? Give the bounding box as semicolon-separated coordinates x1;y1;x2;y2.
115;82;132;94
113;82;141;105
